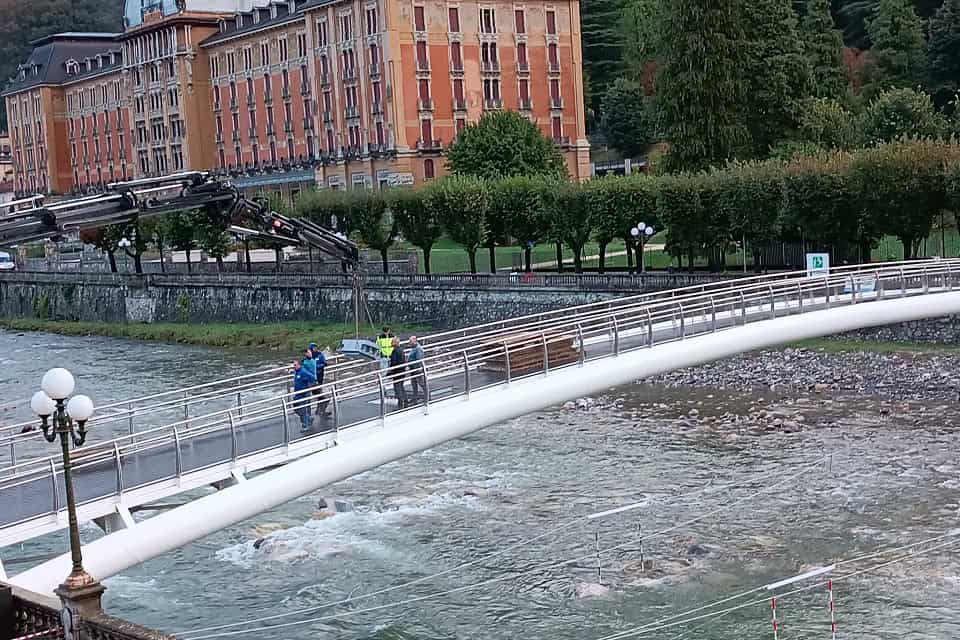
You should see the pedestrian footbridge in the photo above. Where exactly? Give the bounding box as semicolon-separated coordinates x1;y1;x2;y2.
3;259;960;594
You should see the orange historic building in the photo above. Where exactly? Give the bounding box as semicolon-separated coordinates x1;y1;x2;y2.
4;0;589;196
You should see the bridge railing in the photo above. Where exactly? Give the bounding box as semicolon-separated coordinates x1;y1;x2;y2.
0;259;957;535
2;258;941;465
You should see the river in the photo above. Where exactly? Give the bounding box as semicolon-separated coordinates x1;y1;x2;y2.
2;330;959;640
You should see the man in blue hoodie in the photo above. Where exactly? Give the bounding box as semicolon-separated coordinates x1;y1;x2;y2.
292;360;315;432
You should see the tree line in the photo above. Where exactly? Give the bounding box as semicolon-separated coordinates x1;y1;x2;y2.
293;138;960;274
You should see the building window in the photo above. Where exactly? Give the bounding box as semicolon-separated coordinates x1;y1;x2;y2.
515;9;525;33
326;129;335;153
546;9;556;34
519;78;530;105
227;51;236;74
317;19;328;47
270;140;278;163
480;7;496;33
370;43;380;66
424;158;435;180
366;6;378;35
249;109;257;131
261;42;270;66
420;118;432;144
414;5;425;30
375;121;385;146
287;138;295;158
481;42;498;68
243;47;253;71
550;78;560;100
548;43;559;68
416;41;428;67
235;145;242;167
297;32;307;58
552;115;562;139
483;78;501;101
246;77;255;101
219;148;226;168
456;117;466;134
448;7;460;32
340;13;353;40
451;41;463;69
279;37;289;62
517;42;528;66
264;73;272;99
453;78;464;102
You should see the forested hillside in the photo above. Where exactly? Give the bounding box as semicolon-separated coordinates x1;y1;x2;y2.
0;0;122;130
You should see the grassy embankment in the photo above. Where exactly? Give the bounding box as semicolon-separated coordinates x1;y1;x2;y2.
0;320;428;351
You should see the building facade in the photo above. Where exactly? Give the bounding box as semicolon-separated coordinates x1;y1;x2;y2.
4;0;588;196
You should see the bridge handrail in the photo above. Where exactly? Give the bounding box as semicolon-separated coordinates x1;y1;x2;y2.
0;259;952;499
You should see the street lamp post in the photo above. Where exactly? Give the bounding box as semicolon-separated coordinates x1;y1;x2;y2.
30;368;103;636
630;223;656;274
118;237;132;273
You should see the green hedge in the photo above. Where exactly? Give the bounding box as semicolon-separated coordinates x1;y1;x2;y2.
288;138;960;274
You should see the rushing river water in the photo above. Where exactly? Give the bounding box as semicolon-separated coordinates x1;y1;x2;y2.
2;329;960;640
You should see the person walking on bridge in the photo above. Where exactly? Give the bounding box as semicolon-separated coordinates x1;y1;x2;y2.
388;336;407;409
377;327;395;370
309;342;330;416
407;336;425;405
292;360;315;432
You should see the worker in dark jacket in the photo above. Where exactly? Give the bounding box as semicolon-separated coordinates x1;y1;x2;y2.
309;342;330;415
388;337;407;409
292;360;314;432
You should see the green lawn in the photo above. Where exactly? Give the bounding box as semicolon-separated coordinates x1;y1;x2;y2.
0;320;428;351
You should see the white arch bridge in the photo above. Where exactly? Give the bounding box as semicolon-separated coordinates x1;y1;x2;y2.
2;259;960;595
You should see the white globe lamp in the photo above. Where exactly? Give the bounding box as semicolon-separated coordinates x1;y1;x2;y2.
30;390;57;417
66;395;95;423
41;368;75;400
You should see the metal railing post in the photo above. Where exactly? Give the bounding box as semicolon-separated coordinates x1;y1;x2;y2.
113;443;123;496
678;303;686;339
541;331;549;375
503;343;512;384
577;324;585;366
824;276;831;309
281;397;291;445
900;267;906;297
710;296;717;331
182;390;189;421
127;401;134;436
173;426;183;479
50;459;59;514
463;353;472;397
947;263;954;291
228;412;238;462
768;285;776;319
7;439;14;467
646;308;653;347
797;283;803;313
612;316;620;356
331;385;340;432
377;372;387;423
740;291;747;324
421;360;431;412
876;270;884;299
923;266;929;293
236;391;243;418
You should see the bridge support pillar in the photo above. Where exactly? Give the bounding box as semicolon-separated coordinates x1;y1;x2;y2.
93;506;135;535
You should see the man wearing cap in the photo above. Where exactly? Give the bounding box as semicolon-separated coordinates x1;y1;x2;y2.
310;342;330;416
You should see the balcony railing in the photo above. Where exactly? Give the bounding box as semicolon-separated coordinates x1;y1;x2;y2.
416;60;430;73
517;62;530;74
450;61;464;74
418;98;434;111
303;117;314;131
281;85;291;99
417;138;442;151
550;96;564;109
232;130;241;142
320;72;331;87
549;62;561;74
344;106;359;119
247;93;256;106
215;131;224;143
483;98;503;110
452;98;467;111
284;121;294;133
371;101;383;115
369;62;381;77
553;135;571;147
267;124;276;136
343;67;358;83
229;98;238;111
368;142;388;156
264;93;273;105
519;98;532;110
248;127;258;139
481;61;501;73
322;110;333;123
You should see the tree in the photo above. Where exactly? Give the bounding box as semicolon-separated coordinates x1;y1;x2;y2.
865;0;927;90
193;211;233;271
798;97;862;148
655;0;750;171
445;111;568;180
719;160;787;271
118;221;150;275
656;174;703;270
390;188;442;274
546;181;592;273
79;225;122;273
139;216;169;273
743;0;814;154
852;139;952;259
581;0;631;119
859;87;947;144
927;0;960;110
351;190;397;274
166;211;198;272
802;0;849;99
493;176;549;272
599;79;655;158
620;0;659;76
427;176;489;273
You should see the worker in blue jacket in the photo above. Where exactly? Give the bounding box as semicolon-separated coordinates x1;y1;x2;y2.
309;342;330;416
292;360;315;432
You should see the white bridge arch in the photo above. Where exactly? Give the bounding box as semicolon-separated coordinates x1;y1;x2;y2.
3;259;960;593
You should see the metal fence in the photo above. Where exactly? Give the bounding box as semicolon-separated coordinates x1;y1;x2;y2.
0;258;956;537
